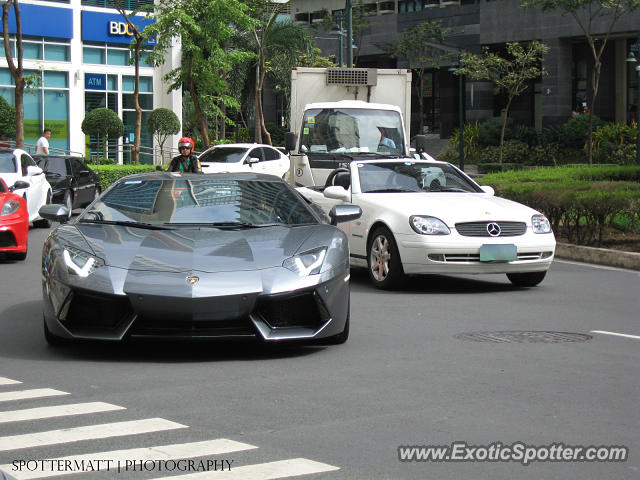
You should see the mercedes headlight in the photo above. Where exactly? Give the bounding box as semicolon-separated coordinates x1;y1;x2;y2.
532;215;551;234
283;247;327;276
410;216;451;235
1;200;20;216
63;246;103;277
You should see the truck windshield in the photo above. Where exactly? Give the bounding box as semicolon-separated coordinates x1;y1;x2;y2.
299;108;404;156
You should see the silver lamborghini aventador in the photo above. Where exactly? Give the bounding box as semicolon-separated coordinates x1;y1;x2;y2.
39;172;361;345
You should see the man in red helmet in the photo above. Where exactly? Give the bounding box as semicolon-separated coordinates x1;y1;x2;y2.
167;137;201;173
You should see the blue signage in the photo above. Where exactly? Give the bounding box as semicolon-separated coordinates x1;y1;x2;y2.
0;4;72;39
85;74;106;91
81;11;156;46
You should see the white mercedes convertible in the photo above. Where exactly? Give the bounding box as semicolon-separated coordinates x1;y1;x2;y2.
298;159;556;289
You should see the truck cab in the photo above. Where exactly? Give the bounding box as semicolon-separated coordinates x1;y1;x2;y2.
286;67;412;187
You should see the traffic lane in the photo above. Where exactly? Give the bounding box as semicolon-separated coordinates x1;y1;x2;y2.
1;242;639;479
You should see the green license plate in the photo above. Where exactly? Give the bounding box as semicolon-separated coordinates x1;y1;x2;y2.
480;244;517;262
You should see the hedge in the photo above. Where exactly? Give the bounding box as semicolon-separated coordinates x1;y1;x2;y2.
478;166;640;246
93;165;158;191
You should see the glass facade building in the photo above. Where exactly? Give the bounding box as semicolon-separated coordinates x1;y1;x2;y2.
0;0;181;164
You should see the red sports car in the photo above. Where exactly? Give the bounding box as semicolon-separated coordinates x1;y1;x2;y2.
0;177;29;260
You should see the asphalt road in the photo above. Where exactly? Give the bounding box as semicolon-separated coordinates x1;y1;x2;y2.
0;226;638;480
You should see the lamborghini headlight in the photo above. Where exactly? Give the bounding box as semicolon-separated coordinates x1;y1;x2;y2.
410;215;451;235
63;246;104;277
283;247;327;276
532;214;552;234
1;200;20;216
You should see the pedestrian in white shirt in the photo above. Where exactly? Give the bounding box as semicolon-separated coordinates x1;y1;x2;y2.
36;129;51;154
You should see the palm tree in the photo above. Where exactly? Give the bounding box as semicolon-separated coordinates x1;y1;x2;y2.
244;1;313;144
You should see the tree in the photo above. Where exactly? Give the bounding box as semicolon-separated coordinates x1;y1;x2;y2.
115;3;146;165
0;96;16;138
143;0;254;148
147;108;180;164
394;20;453;135
2;0;26;148
522;0;640;163
456;41;548;163
243;0;313;144
81;108;124;160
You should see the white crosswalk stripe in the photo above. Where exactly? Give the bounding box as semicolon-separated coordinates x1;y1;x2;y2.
0;378;340;479
0;402;125;424
0;418;187;451
0;377;22;386
0;389;69;403
0;439;258;479
152;458;340;480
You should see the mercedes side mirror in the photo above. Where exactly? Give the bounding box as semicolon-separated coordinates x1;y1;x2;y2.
329;204;362;225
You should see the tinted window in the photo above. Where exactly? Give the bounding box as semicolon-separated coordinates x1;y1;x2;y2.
82;177;318;226
71;158;87;172
262;147;281;161
0;153;16;173
37;157;68;176
20;154;35;175
199;147;247;164
247;149;263;162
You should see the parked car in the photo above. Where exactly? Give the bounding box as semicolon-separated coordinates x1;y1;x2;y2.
0;177;29;260
38;172;361;345
33;155;101;218
298;159;556;289
0;148;51;227
198;143;290;178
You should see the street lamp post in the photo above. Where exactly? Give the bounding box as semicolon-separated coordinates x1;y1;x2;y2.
449;56;465;171
626;33;640;165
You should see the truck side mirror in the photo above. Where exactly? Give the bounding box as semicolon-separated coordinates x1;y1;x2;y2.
414;135;429;154
285;132;297;152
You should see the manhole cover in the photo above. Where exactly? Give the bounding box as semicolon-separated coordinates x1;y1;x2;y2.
454;331;592;343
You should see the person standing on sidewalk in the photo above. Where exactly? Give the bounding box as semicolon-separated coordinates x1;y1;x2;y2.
36;129;51;154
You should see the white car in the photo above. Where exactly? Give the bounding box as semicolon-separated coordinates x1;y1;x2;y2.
298;159;556;289
198;143;290;178
0;148;51;227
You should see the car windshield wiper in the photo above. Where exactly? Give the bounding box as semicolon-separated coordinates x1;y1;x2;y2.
78;219;174;230
364;188;422;193
429;187;470;192
167;221;265;229
352;152;402;158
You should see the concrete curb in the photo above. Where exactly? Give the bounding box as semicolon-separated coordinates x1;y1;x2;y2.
555;243;640;271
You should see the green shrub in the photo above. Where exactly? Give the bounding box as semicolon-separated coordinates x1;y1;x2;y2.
561;114;603;149
511;124;537;147
439;122;482;164
478;166;640;247
478;117;513;146
477;163;523;174
93;165;157;191
529;144;560;166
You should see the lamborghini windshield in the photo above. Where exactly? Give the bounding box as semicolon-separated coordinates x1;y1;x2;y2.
80;176;319;226
299;108;405;156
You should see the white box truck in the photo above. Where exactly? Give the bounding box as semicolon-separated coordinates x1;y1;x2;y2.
285;67;413;187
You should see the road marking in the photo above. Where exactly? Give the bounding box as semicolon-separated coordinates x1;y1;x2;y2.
0;389;69;403
0;418;187;451
0;402;125;424
0;377;22;386
0;439;257;479
152;458;339;480
591;330;640;340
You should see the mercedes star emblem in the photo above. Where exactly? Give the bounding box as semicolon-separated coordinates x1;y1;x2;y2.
486;222;501;237
186;276;199;286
